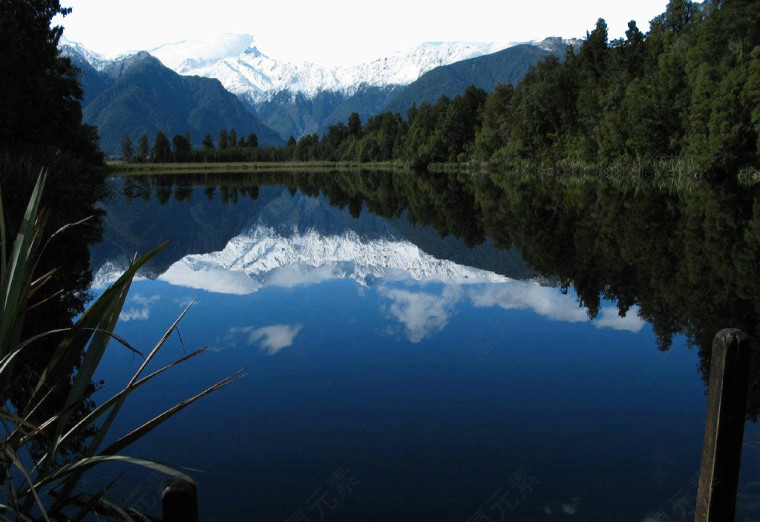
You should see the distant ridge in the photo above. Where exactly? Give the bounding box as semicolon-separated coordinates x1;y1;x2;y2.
385;38;582;114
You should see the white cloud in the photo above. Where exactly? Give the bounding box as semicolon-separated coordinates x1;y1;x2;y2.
380;285;463;343
159;261;260;294
468;283;589;323
119;307;150;322
379;280;645;343
467;281;645;332
131;293;161;305
263;264;339;288
226;324;305;355
172;296;196;309
58;1;670;66
594;307;645;333
248;324;304;355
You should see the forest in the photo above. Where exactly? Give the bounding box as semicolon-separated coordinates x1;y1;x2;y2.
134;0;760;179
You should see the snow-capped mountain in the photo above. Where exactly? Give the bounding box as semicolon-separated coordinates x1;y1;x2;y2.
149;34;511;102
64;34;582;141
150;33;256;73
60;36;111;71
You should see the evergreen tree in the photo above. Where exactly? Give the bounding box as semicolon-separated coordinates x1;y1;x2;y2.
474;83;514;159
0;0;101;167
152;131;171;162
203;134;214;149
137;134;150;160
348;113;362;137
172;133;192;159
121;134;134;161
219;129;228;150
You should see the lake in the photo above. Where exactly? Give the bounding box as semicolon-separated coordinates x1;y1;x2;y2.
87;171;760;521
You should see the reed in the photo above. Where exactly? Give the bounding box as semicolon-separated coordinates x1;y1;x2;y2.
0;171;242;520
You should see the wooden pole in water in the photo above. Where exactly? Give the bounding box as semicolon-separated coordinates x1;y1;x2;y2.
162;480;199;522
696;328;751;522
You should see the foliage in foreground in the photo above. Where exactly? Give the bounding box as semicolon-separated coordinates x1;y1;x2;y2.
0;173;241;520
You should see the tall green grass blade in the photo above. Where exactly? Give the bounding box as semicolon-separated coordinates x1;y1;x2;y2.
39;216;92;255
0;170;46;359
34;241;168;400
4;445;50;522
96;497;140;521
49;303;196;509
128;300;196;387
74;301;193;453
34;455;195;491
56;348;207;451
0;185;7;293
100;369;245;457
35;242;168;505
0;411;43;436
0;328;70;381
67;475;128;522
32;241;167;415
1;171;242;518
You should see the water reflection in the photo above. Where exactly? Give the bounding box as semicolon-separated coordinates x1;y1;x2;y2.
98;183;646;344
104;171;760;378
154;226;508;294
91;170;760;520
378;282;645;344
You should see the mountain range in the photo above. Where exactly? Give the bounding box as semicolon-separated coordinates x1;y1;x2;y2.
62;34;581;156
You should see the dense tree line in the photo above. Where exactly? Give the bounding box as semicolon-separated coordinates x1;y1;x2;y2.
120;1;759;177
125;113;409;164
403;0;760;175
123;128;262;163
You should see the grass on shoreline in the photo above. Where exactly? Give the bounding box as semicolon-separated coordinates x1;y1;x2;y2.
107;159;760;187
108;160;406;175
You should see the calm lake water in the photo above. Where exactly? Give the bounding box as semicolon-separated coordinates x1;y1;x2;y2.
88;171;760;521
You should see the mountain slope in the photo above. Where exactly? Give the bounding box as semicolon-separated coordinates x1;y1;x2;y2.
73;52;283;156
385;40;574;114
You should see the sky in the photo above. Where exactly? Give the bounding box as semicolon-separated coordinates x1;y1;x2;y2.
56;0;671;66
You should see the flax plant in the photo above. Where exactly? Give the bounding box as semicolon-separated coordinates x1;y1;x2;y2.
0;171;242;520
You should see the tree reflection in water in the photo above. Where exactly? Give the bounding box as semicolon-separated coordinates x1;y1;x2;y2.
116;170;760;417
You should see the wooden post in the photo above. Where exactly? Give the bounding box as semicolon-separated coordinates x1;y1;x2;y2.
162;480;199;522
696;328;751;521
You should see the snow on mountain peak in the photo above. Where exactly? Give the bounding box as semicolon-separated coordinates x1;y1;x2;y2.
64;34;529;102
150;33;256;73
59;36;110;69
164;37;513;102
